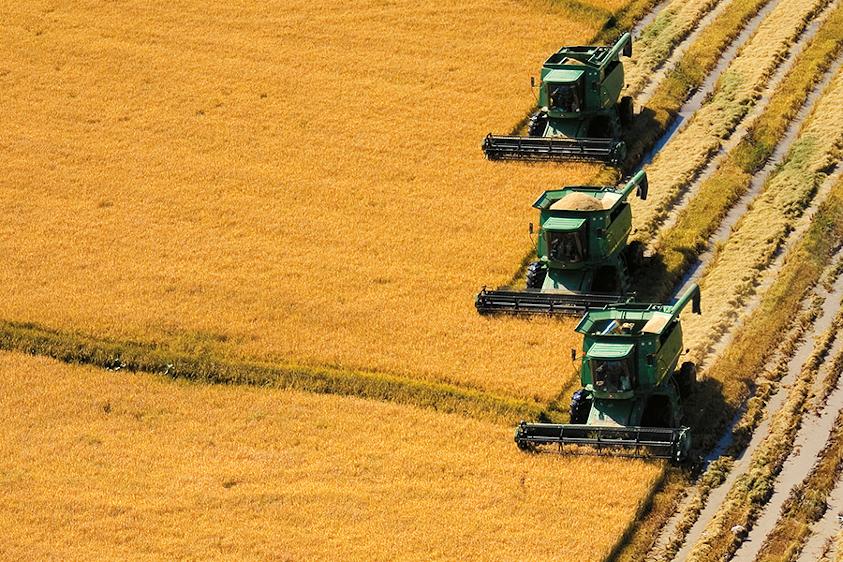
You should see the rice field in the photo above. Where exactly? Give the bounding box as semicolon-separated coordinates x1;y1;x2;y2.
0;351;662;560
5;0;843;558
0;0;608;402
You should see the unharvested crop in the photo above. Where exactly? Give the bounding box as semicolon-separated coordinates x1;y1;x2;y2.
0;0;617;402
0;351;663;560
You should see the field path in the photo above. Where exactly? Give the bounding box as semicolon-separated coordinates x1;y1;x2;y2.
796;476;843;562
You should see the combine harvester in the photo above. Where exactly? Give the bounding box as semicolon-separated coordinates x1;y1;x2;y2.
475;170;648;316
515;284;701;461
483;33;634;165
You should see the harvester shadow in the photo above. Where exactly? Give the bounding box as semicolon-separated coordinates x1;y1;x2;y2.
623;106;674;171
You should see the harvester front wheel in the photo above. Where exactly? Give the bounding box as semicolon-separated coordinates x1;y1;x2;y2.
619;96;634;128
677;362;696;398
569;389;592;424
525;261;547;289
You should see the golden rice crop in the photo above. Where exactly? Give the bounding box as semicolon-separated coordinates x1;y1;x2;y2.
0;0;615;402
633;0;826;239
0;351;663;560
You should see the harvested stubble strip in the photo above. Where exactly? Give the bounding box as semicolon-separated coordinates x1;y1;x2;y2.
676;68;843;353
693;172;843;440
633;0;832;241
622;0;778;167
611;174;843;562
753;409;843;562
653;295;824;562
0;321;547;425
622;0;720;97
635;5;843;301
686;310;843;562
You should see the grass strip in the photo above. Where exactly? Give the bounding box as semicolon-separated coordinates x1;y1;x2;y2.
636;4;843;300
754;409;843;562
0;321;548;425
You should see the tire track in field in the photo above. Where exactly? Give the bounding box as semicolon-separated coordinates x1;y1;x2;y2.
638;0;782;166
634;0;735;106
671;272;843;561
656;0;838;239
797;475;843;562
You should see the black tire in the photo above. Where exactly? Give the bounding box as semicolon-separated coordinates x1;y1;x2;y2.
625;240;645;274
525;261;547;289
677;362;696;398
528;111;548;137
619;96;634;128
569;389;592;424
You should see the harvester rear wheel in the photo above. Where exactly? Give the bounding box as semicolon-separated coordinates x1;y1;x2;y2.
619;96;634;128
527;111;548;137
525;261;547;289
625;240;645;273
569;389;592;424
677;362;696;398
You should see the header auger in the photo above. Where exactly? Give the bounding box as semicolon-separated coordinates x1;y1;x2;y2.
483;33;634;165
476;170;648;316
515;285;702;462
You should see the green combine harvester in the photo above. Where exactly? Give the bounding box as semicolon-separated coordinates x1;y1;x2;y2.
515;284;701;461
475;170;648;316
483;33;634;165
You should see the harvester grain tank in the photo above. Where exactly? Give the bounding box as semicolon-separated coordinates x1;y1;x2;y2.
475;170;648;315
483;33;634;164
514;284;702;461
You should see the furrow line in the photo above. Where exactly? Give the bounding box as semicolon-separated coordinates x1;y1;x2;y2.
656;0;839;240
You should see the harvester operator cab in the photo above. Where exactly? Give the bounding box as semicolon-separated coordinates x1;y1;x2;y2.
591;355;634;393
547;76;583;113
546;226;586;263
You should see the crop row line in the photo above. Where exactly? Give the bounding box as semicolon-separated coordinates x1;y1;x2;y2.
634;3;843;302
686;307;843;561
609;171;843;561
